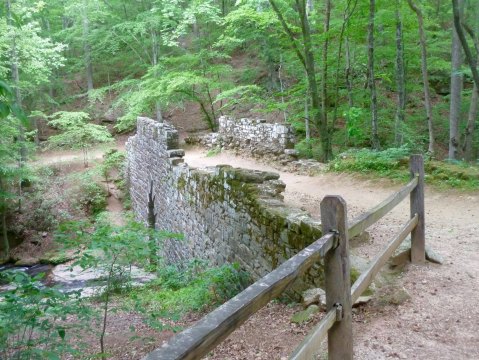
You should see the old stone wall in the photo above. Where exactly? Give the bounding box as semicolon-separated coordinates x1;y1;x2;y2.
203;116;296;156
126;117;323;289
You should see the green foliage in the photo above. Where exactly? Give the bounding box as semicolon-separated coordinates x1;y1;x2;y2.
130;260;250;319
206;146;221;157
99;149;126;193
69;170;108;216
343;107;368;147
330;146;412;180
0;271;92;359
47;112;113;167
295;138;323;160
330;147;479;190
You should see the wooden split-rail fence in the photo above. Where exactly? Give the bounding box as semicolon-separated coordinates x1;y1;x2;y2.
144;155;425;360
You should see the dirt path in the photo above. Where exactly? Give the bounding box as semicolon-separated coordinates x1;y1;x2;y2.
34;141;127;226
184;147;479;359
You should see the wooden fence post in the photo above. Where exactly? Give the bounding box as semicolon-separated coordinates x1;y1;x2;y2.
410;155;425;264
320;196;353;360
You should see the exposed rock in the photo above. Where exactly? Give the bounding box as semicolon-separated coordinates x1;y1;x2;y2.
353;295;373;308
302;288;326;309
51;264;155;297
380;287;411;306
291;304;320;324
425;246;444;265
391;238;443;265
14;257;38;266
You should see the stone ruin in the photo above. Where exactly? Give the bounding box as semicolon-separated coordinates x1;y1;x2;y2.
126;117;326;292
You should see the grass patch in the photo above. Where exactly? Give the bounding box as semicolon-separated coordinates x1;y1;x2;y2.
127;260;250;320
206;146;221;157
330;147;479;190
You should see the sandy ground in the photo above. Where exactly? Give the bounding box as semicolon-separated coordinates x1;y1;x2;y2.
184;147;479;360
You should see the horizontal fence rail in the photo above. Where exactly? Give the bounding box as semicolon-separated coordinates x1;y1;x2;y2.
144;155;425;360
289;308;337;360
351;214;418;302
348;176;418;239
144;233;335;360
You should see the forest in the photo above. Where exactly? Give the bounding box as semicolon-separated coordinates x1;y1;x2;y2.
1;0;479;359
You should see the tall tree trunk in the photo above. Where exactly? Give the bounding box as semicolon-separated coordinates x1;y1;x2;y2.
82;0;94;92
0;176;8;260
449;0;464;160
6;0;26;213
332;0;358;130
394;2;406;146
368;0;380;150
269;0;331;160
279;55;288;123
151;29;163;123
407;0;435;154
345;36;354;108
296;0;331;161
1;209;8;260
320;0;331;140
462;4;479;161
452;0;479;89
464;83;478;161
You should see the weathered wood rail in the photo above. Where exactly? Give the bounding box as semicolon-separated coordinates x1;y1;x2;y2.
144;155;425;360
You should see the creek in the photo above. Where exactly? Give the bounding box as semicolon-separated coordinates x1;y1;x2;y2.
0;263;155;297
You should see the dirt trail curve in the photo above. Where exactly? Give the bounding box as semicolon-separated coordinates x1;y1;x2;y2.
184;147;479;360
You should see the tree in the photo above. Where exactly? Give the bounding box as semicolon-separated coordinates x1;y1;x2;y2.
368;0;380;150
407;0;435;154
394;1;406;146
0;80;28;260
268;0;332;161
449;0;464;160
46;111;113;167
59;213;180;356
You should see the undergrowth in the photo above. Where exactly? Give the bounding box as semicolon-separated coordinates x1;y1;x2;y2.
128;260;250;321
330;147;479;190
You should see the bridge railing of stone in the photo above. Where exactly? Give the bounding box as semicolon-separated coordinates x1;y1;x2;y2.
143;155;425;360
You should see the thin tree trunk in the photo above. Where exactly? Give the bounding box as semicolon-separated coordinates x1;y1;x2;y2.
100;259;117;356
320;0;331;141
296;0;331;160
462;4;479;161
269;0;331;160
368;0;380;150
464;83;478;161
6;0;26;214
1;208;9;260
279;54;288;123
345;36;354;108
304;89;311;141
151;29;163;123
449;0;464;160
332;0;358;130
394;2;406;146
452;0;479;89
82;0;94;92
407;0;435;154
306;0;313;13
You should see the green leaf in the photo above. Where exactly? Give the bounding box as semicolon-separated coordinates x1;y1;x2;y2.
0;103;10;118
58;328;66;339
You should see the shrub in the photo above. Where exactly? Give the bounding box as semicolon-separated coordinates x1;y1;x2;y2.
0;271;92;359
130;260;250;319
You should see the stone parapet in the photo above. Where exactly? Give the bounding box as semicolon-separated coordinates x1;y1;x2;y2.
126;117;323;291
